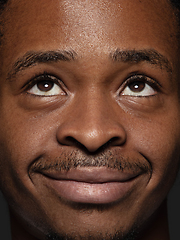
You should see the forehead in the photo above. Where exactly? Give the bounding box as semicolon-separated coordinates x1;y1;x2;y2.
1;0;179;67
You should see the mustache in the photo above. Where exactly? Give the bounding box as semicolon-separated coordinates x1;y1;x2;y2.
30;149;151;174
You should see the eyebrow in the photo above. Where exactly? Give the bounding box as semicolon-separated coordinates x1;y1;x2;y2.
7;49;77;80
7;48;172;81
110;48;172;72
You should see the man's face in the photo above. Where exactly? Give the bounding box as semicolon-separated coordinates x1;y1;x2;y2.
0;0;180;239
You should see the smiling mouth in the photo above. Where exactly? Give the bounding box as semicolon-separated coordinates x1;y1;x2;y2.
30;150;151;204
35;167;147;204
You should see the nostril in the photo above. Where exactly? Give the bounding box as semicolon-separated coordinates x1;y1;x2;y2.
56;122;127;153
100;136;126;150
111;136;126;146
60;135;125;153
63;136;87;150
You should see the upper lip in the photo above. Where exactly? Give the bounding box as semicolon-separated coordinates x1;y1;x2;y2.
39;167;143;183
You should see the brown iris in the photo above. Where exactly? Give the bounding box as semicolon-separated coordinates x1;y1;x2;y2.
37;81;54;92
128;81;145;92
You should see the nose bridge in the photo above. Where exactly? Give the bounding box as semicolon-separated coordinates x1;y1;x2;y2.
81;89;109;128
56;88;127;152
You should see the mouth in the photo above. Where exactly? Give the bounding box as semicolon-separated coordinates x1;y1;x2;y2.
36;167;146;204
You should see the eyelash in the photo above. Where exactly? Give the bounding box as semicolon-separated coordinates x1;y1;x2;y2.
23;72;64;91
122;74;161;92
22;72;161;98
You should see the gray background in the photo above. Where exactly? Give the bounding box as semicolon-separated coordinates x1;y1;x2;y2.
0;172;180;240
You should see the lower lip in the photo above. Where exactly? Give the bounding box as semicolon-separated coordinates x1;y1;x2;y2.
44;178;137;204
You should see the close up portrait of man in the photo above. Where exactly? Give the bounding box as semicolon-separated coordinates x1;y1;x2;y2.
0;0;180;239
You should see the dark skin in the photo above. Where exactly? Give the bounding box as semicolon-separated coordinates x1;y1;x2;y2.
0;0;180;239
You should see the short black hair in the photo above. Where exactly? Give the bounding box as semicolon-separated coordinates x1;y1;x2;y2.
0;0;8;11
171;0;180;8
170;0;180;20
169;1;180;30
0;0;8;4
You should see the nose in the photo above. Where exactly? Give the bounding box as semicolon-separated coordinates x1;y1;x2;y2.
56;97;127;152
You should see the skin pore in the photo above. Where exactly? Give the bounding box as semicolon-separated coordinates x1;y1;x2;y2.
0;0;180;239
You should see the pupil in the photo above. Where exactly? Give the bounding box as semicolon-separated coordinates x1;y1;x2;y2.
37;81;54;92
129;81;145;92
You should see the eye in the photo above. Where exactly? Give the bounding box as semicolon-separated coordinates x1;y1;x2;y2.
27;74;66;96
121;75;158;97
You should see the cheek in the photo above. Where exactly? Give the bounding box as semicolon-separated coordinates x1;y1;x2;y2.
0;111;54;228
0;109;52;189
0;121;48;164
131;114;180;193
